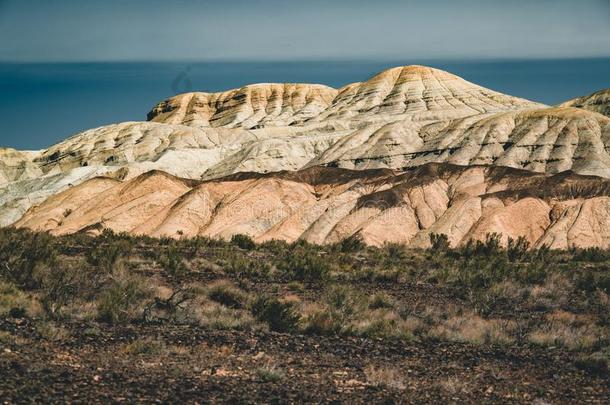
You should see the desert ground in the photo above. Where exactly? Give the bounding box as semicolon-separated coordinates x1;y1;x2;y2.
0;228;608;403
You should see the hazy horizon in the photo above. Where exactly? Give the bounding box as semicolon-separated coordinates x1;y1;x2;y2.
2;0;610;62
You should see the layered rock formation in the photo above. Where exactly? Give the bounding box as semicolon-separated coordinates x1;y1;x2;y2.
4;65;610;247
15;163;610;249
560;88;610;118
147;83;338;128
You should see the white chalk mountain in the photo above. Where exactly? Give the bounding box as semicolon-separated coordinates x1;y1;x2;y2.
4;65;610;247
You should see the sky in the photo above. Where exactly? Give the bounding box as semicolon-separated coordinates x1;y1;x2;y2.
1;0;610;61
1;1;610;150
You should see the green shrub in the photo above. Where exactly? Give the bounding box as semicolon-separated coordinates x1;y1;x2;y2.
231;234;256;250
368;293;395;310
259;239;290;255
0;280;36;318
430;233;450;252
38;265;87;319
383;243;407;264
158;245;188;277
336;234;366;253
324;285;363;316
0;228;57;289
86;239;132;273
277;250;330;282
227;257;271;278
256;363;285;382
302;310;343;336
572;247;610;263
97;273;148;324
507;236;530;262
251;295;300;332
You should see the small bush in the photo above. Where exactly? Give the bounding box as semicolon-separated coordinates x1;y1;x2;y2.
0;280;39;318
86;238;132;273
383;243;406;264
231;234;256;250
286;281;304;292
429;314;516;345
575;352;608;376
256;362;285;382
207;281;248;309
0;229;57;289
302;304;343;336
507;236;530;262
479;233;502;256
97;272;148;324
197;303;259;331
527;311;604;350
572;247;610;263
336;234;366;253
277;249;330;282
351;309;415;339
430;233;450;252
368;293;395;310
324;285;365;317
227;257;270;278
38;265;85;319
36;321;70;341
159;245;188;277
122;338;165;356
251;295;300;333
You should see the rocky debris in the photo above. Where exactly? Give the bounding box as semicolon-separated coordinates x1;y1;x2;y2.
0;318;607;404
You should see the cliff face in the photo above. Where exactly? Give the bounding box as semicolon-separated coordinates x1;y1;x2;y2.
4;65;610;247
15;163;610;249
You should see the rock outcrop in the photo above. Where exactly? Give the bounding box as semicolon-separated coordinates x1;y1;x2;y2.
15;163;610;249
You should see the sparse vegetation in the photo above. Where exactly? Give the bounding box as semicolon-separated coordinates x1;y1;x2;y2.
256;362;285;382
0;227;608;401
207;280;248;309
251;294;300;332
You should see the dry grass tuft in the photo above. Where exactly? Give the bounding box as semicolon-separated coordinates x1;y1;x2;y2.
528;310;605;350
364;365;406;390
429;314;516;345
256;362;285;382
527;274;573;310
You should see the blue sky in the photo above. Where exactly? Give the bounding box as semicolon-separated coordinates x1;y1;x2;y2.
1;0;610;61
